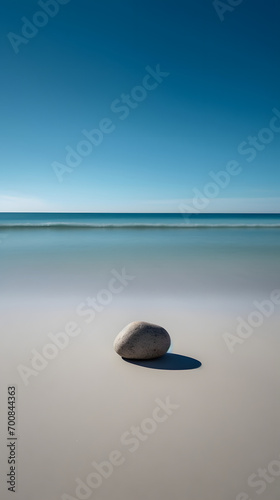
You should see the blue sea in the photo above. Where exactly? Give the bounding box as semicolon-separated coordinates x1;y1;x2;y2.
1;213;280;300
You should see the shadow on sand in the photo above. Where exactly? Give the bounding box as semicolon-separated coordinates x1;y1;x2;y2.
123;353;202;371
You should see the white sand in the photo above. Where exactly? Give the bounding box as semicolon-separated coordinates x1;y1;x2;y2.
1;294;280;500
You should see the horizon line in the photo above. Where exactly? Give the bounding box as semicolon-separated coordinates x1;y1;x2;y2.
0;212;280;215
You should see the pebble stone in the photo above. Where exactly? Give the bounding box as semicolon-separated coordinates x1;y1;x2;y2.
114;321;171;359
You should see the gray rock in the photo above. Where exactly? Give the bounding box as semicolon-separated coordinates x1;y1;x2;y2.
114;321;171;359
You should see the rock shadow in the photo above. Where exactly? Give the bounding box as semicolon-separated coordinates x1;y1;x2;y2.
123;353;202;371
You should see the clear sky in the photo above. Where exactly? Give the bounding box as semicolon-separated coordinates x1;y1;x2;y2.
1;0;280;212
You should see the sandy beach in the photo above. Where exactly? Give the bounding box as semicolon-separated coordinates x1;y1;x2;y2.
1;214;280;499
1;292;280;500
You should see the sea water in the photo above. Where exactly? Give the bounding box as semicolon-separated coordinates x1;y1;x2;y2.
0;213;279;300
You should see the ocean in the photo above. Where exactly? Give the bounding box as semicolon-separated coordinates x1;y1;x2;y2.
1;212;280;300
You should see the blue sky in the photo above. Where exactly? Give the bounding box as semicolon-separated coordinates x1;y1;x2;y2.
1;0;280;212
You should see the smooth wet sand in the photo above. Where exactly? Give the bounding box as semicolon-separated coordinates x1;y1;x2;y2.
1;293;280;500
